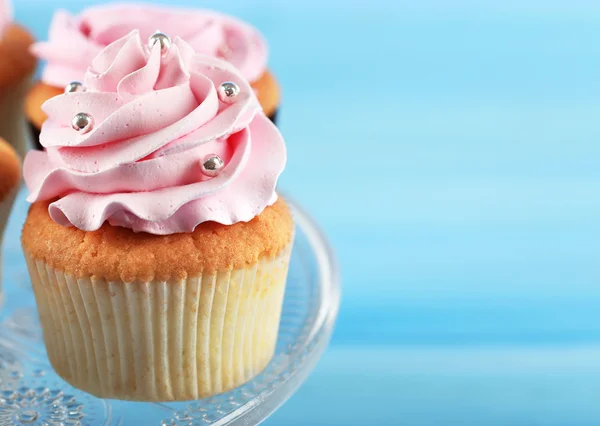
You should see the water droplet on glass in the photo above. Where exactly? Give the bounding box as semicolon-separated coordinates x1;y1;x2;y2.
174;411;190;421
0;390;14;399
34;387;49;397
16;410;39;423
68;410;83;419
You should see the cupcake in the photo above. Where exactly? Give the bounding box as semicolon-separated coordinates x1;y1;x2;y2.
21;31;291;401
0;138;21;308
25;3;280;150
0;0;36;158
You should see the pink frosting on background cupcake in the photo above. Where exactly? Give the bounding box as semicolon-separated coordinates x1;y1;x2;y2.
31;3;269;87
0;0;12;37
24;30;285;235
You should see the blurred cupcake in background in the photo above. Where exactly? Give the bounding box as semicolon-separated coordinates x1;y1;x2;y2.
0;137;21;308
26;3;280;150
22;31;291;401
0;0;36;158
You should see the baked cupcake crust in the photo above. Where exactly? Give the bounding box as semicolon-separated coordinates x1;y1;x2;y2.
253;70;280;118
22;197;293;282
0;24;36;91
26;69;280;131
0;138;21;200
24;81;62;129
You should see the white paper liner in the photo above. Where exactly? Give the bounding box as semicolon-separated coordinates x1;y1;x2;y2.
0;75;33;159
24;243;292;401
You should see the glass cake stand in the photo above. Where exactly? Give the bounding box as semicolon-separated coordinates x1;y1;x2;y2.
0;193;340;426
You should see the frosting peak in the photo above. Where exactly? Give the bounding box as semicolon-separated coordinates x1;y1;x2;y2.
24;31;286;235
0;0;12;37
31;4;268;86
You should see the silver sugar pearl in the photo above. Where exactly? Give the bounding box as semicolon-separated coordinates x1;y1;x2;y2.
64;81;85;94
148;31;171;55
218;82;240;104
201;154;224;177
71;112;94;134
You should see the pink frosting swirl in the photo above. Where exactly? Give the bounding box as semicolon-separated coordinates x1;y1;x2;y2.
24;30;285;235
31;3;268;86
0;0;12;37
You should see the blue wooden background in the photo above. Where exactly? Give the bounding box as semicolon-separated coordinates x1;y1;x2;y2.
10;0;600;424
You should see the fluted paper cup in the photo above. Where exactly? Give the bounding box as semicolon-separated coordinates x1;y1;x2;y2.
23;243;292;401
